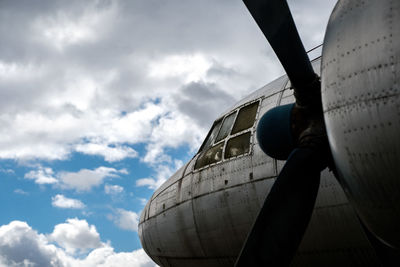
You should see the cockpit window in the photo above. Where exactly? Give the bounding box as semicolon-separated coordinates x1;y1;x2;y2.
194;143;223;169
231;102;259;134
225;132;251;159
199;119;222;152
194;100;260;170
215;112;236;143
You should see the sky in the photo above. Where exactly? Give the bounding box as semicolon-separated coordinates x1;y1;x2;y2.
0;0;337;266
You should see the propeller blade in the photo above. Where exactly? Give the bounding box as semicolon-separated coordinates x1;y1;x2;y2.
243;0;316;90
235;147;327;266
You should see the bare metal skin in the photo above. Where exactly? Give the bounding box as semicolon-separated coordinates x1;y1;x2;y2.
139;0;400;265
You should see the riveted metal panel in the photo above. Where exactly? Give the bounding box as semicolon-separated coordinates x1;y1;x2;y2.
280;90;296;106
142;166;380;266
192;164;220;197
140;216;163;266
219;156;252;188
178;174;193;202
184;156;197;176
217;75;288;118
322;0;400;247
250;177;276;208
276;158;286;174
256;91;281;122
314;169;348;209
152;163;187;201
139;199;150;223
279;58;320;107
251;143;276;180
292;169;379;266
192;190;237;257
148;198;157;218
151;201;205;258
191;182;268;258
252;93;281;180
154;182;178;216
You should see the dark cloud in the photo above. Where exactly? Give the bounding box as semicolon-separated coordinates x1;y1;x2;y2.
174;81;236;127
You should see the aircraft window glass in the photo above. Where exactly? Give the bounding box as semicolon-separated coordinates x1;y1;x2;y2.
195;143;224;169
215;112;236;143
225;132;251;159
201;119;222;152
231;102;259;134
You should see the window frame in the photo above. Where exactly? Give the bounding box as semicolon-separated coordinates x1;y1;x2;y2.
194;98;262;172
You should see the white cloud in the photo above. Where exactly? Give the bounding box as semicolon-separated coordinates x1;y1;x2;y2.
83;247;156;267
148;54;211;83
24;166;58;184
14;189;29;195
48;218;102;255
52;195;85;209
76;143;138;162
142;110;204;165
23;166;127;192
0;101;165;162
111;209;139;232
0;61;46;81
104;184;124;195
33;1;117;51
0;221;67;267
58;166;126;192
0;0;337;166
136;160;183;190
0;220;157;267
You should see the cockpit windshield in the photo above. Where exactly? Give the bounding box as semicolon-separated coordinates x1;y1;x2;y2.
195;100;260;171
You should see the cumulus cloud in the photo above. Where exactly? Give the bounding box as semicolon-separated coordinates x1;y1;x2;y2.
148;53;211;83
24;166;58;184
75;143;138;162
24;166;127;191
83;247;156;267
111;209;139;232
48;218;102;255
32;1;117;51
52;194;85;209
0;220;156;267
136;160;183;190
104;184;124;195
58;167;127;191
0;0;338;166
0;0;264;164
0;221;67;267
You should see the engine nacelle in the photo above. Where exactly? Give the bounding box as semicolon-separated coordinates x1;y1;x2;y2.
321;0;400;248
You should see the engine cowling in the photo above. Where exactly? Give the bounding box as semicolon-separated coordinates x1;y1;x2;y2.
321;0;400;248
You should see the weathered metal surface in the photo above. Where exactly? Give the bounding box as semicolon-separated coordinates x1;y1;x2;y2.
322;0;400;248
139;57;381;266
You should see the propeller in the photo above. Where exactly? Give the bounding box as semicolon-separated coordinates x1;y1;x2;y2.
235;0;331;265
235;147;327;266
242;0;316;90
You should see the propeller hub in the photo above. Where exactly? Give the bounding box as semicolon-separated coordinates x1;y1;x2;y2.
256;103;295;160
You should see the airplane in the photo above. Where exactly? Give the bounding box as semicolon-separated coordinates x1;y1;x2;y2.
138;0;400;266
